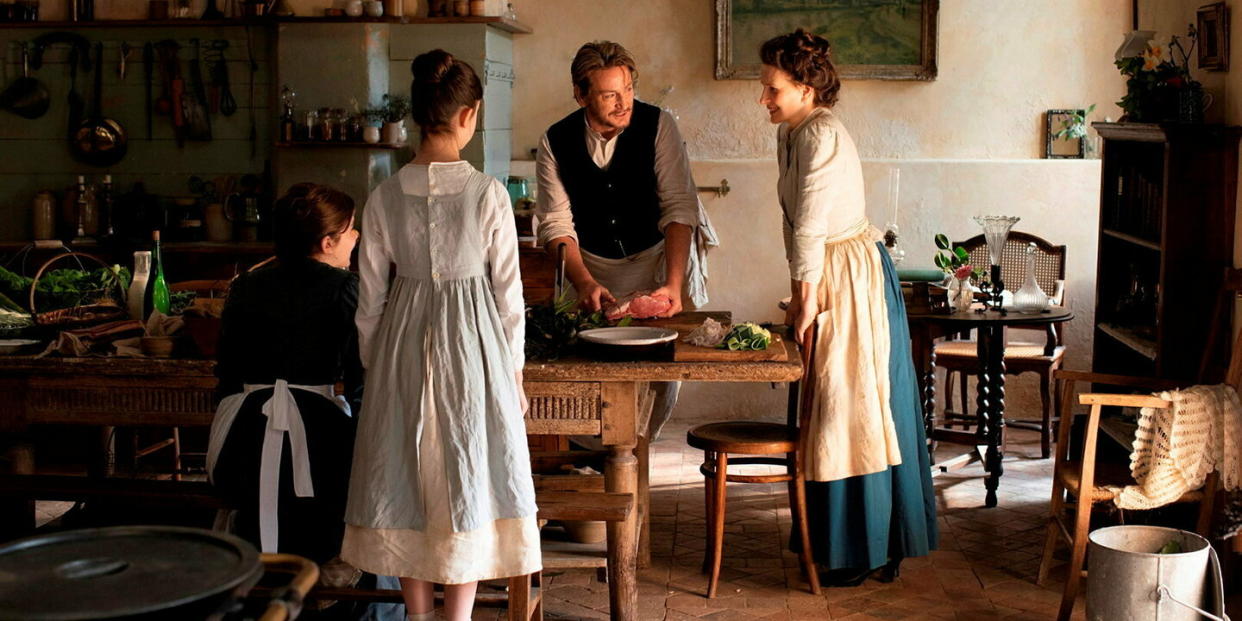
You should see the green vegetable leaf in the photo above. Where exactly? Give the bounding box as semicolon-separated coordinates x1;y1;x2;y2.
954;247;969;261
1158;540;1183;554
935;234;950;250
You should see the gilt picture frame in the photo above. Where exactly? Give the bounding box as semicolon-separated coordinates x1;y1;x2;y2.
715;0;939;81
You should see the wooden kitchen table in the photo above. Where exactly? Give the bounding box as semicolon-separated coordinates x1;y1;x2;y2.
522;326;803;621
0;323;803;621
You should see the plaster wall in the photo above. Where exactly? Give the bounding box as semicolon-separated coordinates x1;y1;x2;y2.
507;0;1124;422
18;0;1128;426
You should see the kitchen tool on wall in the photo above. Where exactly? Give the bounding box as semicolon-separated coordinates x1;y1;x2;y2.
206;39;236;116
29;32;91;134
245;25;257;156
154;39;185;146
0;43;51;119
183;38;212;140
142;42;153;139
66;44;85;136
72;41;128;166
118;41;131;81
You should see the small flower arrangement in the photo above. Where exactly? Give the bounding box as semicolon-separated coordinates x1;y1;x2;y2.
1115;27;1200;122
933;234;984;281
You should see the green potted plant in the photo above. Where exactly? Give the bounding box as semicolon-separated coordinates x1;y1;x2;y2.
374;94;410;145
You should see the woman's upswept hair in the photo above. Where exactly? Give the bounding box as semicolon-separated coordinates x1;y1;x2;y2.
760;29;841;108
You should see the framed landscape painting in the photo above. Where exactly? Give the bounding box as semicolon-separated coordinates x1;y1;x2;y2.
715;0;939;81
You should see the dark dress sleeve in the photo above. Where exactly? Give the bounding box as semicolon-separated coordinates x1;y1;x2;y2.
214;273;248;403
339;272;364;414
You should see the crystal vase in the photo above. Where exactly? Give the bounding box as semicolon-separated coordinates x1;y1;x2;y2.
973;215;1020;311
953;278;973;313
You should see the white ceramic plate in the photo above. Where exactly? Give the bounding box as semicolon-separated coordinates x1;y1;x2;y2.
0;339;40;355
578;327;678;347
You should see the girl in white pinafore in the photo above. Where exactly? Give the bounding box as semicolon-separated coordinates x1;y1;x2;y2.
341;50;539;621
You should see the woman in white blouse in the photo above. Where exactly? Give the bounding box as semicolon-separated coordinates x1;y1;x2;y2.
759;30;937;586
341;50;540;621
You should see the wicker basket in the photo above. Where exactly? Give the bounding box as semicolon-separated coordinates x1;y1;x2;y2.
29;252;127;329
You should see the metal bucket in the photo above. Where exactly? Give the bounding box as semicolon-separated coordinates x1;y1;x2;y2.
1087;525;1229;620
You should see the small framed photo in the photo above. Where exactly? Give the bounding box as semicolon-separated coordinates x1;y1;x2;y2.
1197;2;1230;71
1045;109;1085;159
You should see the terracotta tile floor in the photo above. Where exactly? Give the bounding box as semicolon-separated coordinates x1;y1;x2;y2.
522;422;1084;621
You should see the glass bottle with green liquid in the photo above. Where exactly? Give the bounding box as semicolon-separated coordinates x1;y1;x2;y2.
145;230;171;317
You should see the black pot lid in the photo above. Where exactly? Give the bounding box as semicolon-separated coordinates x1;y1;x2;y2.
0;525;261;620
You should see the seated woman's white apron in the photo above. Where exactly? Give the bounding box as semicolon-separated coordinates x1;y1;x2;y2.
207;379;351;553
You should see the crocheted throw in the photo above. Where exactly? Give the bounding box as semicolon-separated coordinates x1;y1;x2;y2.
1114;384;1242;510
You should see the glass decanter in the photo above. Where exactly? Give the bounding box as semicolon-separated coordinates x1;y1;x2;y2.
1012;242;1049;313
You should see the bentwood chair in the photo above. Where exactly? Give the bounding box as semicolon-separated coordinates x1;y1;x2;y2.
936;231;1068;458
1037;267;1242;620
686;325;820;598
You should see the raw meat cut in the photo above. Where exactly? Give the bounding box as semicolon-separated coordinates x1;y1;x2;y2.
604;291;673;320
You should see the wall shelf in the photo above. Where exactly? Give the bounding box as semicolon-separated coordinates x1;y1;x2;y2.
275;141;405;150
0;15;532;33
1096;323;1158;361
1100;228;1161;252
0;19;267;28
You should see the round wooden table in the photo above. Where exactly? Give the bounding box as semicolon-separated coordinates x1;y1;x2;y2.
907;306;1075;507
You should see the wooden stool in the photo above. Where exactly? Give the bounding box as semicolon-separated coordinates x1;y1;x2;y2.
686;326;820;598
686;420;819;598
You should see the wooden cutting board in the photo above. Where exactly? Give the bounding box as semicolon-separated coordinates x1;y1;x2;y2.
637;311;790;363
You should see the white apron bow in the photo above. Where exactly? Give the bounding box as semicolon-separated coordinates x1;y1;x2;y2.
207;380;350;553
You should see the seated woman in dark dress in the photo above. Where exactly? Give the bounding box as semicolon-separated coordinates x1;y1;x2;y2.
207;183;361;564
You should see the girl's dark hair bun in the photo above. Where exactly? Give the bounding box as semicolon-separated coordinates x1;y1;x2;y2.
412;49;454;85
410;49;483;132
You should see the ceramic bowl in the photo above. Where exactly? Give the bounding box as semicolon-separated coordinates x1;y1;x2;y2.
141;336;177;358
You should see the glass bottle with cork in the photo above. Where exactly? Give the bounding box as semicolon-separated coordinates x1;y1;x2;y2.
145;230;171;318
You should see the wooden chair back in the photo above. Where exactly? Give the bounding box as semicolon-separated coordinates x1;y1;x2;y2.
787;325;817;432
169;279;231;298
1200;267;1242;385
954;231;1067;305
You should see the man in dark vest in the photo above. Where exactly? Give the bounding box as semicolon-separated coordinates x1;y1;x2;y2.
535;40;716;441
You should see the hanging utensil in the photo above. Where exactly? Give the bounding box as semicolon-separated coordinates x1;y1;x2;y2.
118;41;132;81
72;41;128;166
0;43;51;120
143;42;154;140
245;25;257;156
183;38;212;140
207;39;236;116
65;44;85;137
154;39;185;147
